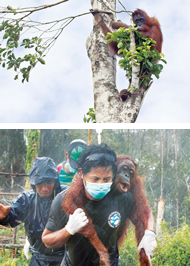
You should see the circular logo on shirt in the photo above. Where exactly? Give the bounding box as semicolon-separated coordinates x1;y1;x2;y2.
108;211;121;228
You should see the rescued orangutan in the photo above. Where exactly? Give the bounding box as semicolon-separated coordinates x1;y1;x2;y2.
114;155;154;266
91;9;163;55
91;9;163;101
62;155;155;266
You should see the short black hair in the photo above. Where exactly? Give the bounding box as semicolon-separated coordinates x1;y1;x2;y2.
77;143;117;179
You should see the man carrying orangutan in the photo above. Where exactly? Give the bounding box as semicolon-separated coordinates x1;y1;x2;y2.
42;144;156;266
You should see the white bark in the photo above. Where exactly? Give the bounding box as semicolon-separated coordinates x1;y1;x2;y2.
130;29;140;92
86;0;151;123
156;198;165;236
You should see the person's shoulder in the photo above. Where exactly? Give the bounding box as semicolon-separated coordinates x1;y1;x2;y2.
49;189;68;216
12;190;34;203
54;188;68;204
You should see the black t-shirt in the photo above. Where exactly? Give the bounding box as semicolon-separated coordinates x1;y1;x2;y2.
46;189;135;266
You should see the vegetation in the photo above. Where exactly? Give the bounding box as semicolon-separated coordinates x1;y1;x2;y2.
25;129;40;173
119;227;138;266
0;225;30;266
83;108;96;123
107;27;167;89
118;222;190;266
0;19;45;83
0;2;69;83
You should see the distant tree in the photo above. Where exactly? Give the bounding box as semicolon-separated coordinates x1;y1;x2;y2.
0;129;26;192
25;129;40;173
39;129;68;164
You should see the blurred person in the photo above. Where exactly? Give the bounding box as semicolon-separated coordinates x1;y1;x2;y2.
57;139;87;184
0;157;67;266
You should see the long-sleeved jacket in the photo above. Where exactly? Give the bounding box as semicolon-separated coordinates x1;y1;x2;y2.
0;157;68;257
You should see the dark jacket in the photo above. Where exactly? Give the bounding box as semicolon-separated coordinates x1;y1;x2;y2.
0;157;67;257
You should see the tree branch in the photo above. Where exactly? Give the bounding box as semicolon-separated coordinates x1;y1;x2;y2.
0;0;69;14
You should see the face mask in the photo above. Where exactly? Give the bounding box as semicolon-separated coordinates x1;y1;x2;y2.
66;162;77;174
85;181;112;200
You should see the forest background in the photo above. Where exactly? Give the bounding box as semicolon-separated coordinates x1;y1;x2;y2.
0;128;190;265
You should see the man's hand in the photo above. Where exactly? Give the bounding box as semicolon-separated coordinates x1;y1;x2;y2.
0;204;11;220
138;230;157;257
65;208;89;235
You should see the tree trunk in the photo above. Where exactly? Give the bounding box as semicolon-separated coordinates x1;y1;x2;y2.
156;131;165;236
86;0;151;123
174;129;179;229
156;198;165;236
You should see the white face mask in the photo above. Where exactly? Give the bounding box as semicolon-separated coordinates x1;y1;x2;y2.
66;162;77;174
85;181;113;199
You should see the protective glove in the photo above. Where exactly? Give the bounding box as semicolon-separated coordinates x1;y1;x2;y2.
65;208;89;235
138;230;157;257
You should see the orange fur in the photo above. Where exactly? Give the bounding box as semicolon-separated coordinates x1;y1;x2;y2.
133;9;163;53
116;155;151;266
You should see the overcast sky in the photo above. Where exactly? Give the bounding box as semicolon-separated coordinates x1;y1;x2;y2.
0;0;189;123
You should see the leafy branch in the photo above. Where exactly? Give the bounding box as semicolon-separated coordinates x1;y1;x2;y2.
0;2;90;82
0;20;45;82
107;27;167;90
83;108;96;123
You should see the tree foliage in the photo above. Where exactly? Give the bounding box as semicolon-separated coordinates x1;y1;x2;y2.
107;27;167;89
83;108;96;123
0;19;46;82
0;1;73;82
152;223;190;266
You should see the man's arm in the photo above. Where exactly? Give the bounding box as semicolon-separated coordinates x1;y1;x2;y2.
42;227;71;248
42;193;89;249
0;192;28;227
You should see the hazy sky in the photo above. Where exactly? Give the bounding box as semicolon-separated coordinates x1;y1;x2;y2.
0;0;189;123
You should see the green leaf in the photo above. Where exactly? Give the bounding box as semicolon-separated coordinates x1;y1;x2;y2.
160;59;167;64
118;41;123;48
154;73;159;79
3;33;9;39
37;58;45;65
147;61;153;67
157;64;163;71
107;39;114;44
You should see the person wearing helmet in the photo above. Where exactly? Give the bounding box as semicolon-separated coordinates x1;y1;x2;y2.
57;139;87;184
0;157;67;266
